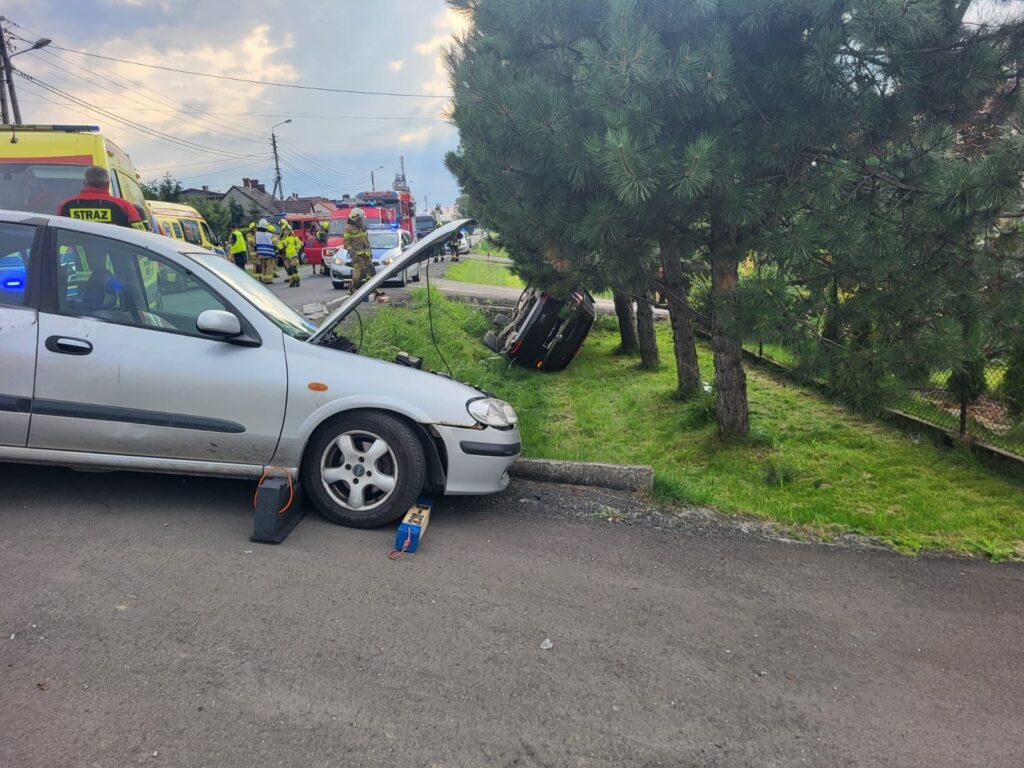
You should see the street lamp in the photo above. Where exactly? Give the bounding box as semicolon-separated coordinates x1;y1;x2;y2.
370;165;383;191
270;118;291;200
9;38;51;58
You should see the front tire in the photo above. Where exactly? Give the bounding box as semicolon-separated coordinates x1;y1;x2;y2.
302;412;426;528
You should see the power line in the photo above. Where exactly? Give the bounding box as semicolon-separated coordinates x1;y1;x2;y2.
176;158;273;182
13;71;261;160
38;42;448;99
25;47;270;148
15;98;446;121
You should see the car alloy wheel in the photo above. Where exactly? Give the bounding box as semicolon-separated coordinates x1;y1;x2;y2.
302;411;426;527
319;430;397;512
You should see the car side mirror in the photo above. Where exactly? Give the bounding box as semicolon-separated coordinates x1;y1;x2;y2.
196;309;242;338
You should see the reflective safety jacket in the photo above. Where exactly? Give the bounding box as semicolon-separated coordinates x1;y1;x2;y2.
229;228;247;255
254;229;277;259
343;223;371;259
283;233;301;258
57;187;146;230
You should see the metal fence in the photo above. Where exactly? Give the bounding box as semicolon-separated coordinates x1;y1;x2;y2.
744;342;1024;459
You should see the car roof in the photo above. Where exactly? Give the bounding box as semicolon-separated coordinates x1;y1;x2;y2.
0;208;193;254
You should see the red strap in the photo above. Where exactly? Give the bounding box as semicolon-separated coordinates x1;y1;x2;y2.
387;528;413;560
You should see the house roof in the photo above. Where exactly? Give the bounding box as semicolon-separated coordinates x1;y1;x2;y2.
280;196;337;215
225;184;280;214
180;187;224;201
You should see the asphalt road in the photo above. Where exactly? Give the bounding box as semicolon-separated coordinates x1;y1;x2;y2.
2;463;1022;767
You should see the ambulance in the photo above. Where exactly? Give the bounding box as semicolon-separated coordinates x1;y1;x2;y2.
0;124;149;220
148;200;226;256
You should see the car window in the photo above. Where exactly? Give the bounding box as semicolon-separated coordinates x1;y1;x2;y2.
180;219;202;245
54;229;228;336
199;220;219;246
114;170;146;208
0;222;36;307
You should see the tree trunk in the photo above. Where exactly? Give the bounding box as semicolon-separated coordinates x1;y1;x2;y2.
635;291;659;369
709;217;749;437
659;237;701;397
612;290;638;354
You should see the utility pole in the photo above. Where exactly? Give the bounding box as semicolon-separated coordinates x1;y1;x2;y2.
270;118;291;200
0;18;50;125
271;132;283;199
0;21;15;124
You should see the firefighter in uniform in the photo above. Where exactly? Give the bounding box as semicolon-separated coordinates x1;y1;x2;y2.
282;228;303;287
254;219;279;284
343;208;374;295
228;225;248;269
245;223;258;276
56;165;149;231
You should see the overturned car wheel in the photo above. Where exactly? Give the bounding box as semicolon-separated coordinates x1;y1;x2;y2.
482;330;502;352
302;412;426;528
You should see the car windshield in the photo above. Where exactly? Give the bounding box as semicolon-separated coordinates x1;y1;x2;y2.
368;231;399;249
0;163;85;214
415;216;435;228
187;252;316;340
327;218;347;236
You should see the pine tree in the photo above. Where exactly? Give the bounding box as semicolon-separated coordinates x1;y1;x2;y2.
446;0;1024;438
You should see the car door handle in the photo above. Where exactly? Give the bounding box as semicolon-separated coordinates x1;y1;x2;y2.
45;336;93;356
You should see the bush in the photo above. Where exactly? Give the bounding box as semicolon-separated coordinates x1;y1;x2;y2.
1002;349;1024;418
947;356;987;405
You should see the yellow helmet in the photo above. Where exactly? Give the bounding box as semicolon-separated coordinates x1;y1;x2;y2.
267;224;276;233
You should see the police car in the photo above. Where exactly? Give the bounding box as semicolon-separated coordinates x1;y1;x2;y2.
329;227;421;289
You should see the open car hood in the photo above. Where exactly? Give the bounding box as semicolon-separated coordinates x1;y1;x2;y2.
309;217;475;344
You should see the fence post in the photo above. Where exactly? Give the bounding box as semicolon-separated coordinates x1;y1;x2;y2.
959;392;968;438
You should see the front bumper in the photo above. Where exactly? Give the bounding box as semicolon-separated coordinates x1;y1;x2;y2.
433;423;521;495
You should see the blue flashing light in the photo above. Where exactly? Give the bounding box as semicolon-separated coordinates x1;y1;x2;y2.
2;278;24;289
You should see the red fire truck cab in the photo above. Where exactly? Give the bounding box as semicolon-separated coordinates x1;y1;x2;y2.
278;214;331;270
323;206;397;267
357;190;415;237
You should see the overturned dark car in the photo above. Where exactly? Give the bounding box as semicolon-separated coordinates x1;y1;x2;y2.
483;287;596;372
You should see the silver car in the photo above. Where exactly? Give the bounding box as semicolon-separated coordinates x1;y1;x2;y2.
0;212;521;527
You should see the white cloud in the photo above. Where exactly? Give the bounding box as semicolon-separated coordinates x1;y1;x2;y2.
389;60;404;71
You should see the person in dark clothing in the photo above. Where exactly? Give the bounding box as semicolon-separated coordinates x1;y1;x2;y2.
56;166;147;231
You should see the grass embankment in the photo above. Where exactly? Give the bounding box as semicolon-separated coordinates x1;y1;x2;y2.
472;239;509;258
445;259;525;289
359;289;1024;559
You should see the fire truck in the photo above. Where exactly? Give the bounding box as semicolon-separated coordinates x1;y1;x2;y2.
356;189;414;236
322;205;397;271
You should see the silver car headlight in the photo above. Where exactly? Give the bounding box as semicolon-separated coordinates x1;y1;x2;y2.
467;397;518;429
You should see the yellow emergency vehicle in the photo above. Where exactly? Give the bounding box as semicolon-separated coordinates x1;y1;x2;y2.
0;124;148;218
148;201;227;256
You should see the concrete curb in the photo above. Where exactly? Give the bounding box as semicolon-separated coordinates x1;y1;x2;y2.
511;458;654;492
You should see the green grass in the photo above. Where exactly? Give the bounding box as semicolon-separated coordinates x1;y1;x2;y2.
445;259;526;289
356;290;1024;559
472;239;509;258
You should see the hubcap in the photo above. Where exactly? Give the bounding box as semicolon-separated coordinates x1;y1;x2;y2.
319;430;398;512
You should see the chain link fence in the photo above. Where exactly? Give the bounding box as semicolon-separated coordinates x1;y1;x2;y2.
744;342;1024;459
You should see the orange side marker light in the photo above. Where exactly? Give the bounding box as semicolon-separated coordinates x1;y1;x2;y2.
308;382;328;392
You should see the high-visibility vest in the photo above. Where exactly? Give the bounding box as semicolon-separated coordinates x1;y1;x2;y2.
284;234;299;257
229;229;247;255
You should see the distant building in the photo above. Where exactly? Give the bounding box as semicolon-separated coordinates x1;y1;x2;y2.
179;185;223;203
220;178;281;218
280;194;337;217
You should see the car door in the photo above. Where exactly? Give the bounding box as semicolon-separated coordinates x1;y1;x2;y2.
29;225;288;467
0;220;41;447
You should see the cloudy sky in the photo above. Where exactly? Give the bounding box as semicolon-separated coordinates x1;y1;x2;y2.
4;0;466;207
